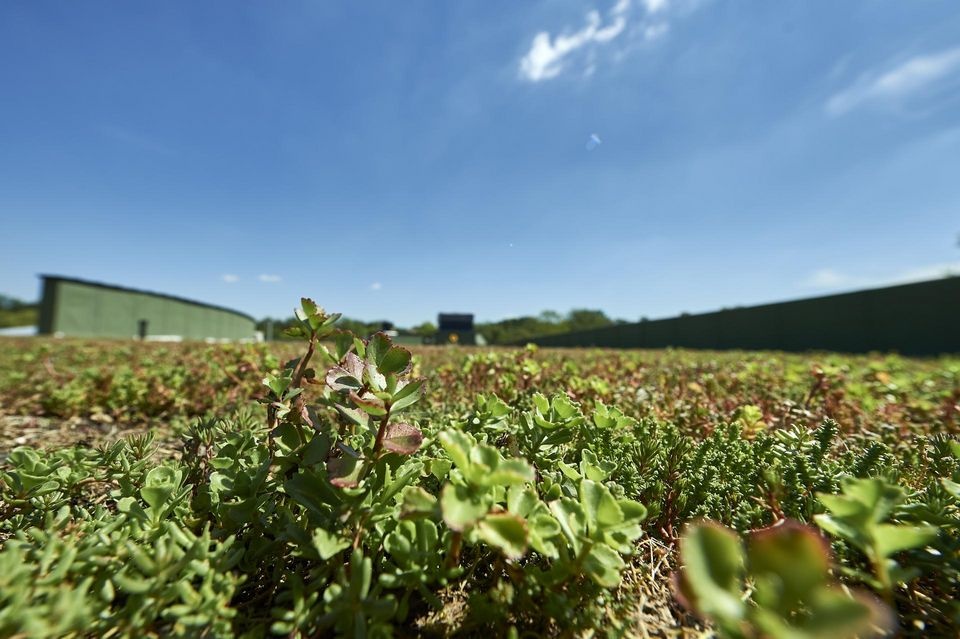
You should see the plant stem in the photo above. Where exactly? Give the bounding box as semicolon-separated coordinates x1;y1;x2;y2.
872;551;895;607
290;330;318;389
371;405;392;457
446;531;463;569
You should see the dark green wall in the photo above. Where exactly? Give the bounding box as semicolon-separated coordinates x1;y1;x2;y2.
39;278;255;340
528;277;960;355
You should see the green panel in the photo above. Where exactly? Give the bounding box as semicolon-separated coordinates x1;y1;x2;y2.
43;278;255;341
530;277;960;355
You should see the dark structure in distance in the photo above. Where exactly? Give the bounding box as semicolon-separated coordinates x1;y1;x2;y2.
37;275;257;341
526;277;960;356
434;313;478;345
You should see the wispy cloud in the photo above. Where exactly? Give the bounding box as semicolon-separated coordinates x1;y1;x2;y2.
258;274;282;283
370;282;382;291
802;262;960;290
640;0;669;12
802;269;849;289
519;0;672;82
826;46;960;116
221;274;239;284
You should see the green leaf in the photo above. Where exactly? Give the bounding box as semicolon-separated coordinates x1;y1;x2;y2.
485;458;535;487
284;469;341;515
284;325;307;338
366;333;392;367
941;478;960;500
582;543;625;588
300;297;319;318
579;479;623;534
548;498;587;554
558;461;582;481
425;458;452;481
676;522;746;623
813;513;864;548
400;486;437;518
391;378;426;412
379;346;412;375
476;513;529;560
552;394;580;419
820;477;905;525
364;360;387;392
141;466;180;511
873;524;938;558
747;521;830;614
949;440;960;459
438;430;473;473
618;500;648;524
263;374;291;397
441;484;488;531
532;393;550;414
799;588;887;639
507;485;539;517
580;448;615;482
384;521;415;563
332;330;355;360
313;529;350;560
527;512;562;558
302;432;332;465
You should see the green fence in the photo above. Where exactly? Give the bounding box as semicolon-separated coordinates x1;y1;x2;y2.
38;276;255;341
527;277;960;356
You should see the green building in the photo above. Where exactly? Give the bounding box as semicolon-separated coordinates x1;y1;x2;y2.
37;275;256;341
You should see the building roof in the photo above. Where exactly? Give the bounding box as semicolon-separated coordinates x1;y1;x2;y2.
438;313;474;331
40;275;256;323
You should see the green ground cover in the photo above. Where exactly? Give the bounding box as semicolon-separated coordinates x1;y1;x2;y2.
1;299;958;637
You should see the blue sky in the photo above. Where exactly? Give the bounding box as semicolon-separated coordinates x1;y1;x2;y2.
2;1;959;326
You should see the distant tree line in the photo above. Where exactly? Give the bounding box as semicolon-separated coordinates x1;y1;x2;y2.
475;309;625;345
255;316;440;341
256;309;622;345
0;294;38;328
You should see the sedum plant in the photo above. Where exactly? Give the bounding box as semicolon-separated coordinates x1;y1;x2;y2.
547;477;647;588
6;296;956;636
814;476;939;603
676;519;889;639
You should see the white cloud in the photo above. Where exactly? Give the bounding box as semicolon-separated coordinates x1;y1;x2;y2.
802;268;856;289
640;0;669;13
370;282;382;291
893;262;960;283
258;274;282;283
518;0;679;82
519;1;634;82
826;46;960;116
802;262;960;290
221;274;239;284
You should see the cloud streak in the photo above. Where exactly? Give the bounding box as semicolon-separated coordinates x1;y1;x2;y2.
258;274;282;283
802;262;960;291
826;46;960;116
221;274;239;284
519;0;674;82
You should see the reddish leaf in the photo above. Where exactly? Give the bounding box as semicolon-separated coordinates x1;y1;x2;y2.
381;422;423;455
327;457;361;488
325;353;364;392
